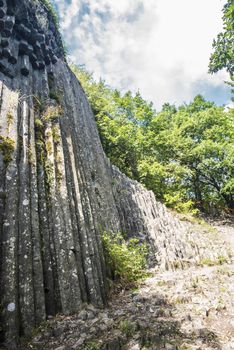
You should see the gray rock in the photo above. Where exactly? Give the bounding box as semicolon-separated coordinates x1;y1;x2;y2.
78;310;88;320
72;338;85;349
87;311;95;319
0;0;231;348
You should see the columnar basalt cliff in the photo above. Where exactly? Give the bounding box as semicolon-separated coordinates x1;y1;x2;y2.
0;1;230;348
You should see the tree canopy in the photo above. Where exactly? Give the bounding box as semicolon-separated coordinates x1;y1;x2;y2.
72;65;234;215
209;0;234;99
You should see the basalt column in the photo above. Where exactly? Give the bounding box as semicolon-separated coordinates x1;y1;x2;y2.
0;0;231;348
0;0;121;347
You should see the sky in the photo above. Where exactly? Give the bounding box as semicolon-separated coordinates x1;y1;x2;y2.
53;0;232;110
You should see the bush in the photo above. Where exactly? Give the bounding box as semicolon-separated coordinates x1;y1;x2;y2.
119;319;137;337
164;193;199;215
81;341;99;350
0;136;15;165
102;232;147;284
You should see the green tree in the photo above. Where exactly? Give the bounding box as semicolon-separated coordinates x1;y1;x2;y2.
72;64;234;215
71;64;153;180
150;101;234;211
209;0;234;98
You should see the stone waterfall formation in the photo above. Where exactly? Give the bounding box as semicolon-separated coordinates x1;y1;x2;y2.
0;0;230;348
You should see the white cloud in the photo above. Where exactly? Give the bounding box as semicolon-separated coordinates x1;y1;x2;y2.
55;0;231;109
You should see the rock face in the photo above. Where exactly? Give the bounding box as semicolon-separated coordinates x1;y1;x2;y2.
0;0;231;348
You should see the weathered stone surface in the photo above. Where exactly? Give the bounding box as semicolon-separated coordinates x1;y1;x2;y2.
0;0;232;349
21;255;234;350
16;23;31;39
0;0;62;76
1;37;9;47
4;16;14;30
0;7;5;19
20;54;29;76
0;56;13;77
1;46;10;58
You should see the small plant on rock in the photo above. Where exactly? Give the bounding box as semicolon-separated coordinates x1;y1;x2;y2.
49;91;62;104
119;319;137;338
6;112;14;133
81;341;99;350
33;95;45;114
43;105;62;122
102;232;147;284
217;255;228;265
0;136;15;165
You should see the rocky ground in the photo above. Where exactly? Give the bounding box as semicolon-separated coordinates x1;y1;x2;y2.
18;219;234;350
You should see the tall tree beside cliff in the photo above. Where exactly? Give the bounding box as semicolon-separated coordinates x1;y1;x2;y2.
72;65;234;214
209;0;234;99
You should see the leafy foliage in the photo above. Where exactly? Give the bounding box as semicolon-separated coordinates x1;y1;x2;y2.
71;64;154;180
0;136;15;165
72;65;234;215
146;97;234;212
209;0;234;99
119;319;137;337
102;232;147;283
80;341;99;350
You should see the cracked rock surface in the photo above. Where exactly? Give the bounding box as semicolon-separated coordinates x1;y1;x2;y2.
21;222;234;350
0;0;233;348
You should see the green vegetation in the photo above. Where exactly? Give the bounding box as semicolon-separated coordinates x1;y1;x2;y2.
40;0;67;55
209;0;234;99
33;95;45;114
200;255;228;267
119;319;137;337
72;64;234;215
102;232;147;284
43;105;62;122
200;258;216;267
0;136;15;165
28;145;35;166
33;95;63;190
52;125;60;143
6;112;14;133
40;0;60;31
49;91;62;104
217;255;228;265
80;341;99;350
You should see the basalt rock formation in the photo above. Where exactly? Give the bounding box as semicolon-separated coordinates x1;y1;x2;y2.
0;1;230;348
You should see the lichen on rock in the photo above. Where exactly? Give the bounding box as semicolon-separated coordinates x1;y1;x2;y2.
0;0;232;348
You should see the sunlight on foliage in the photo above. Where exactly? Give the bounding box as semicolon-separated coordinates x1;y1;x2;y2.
209;0;234;99
72;63;234;216
102;232;147;284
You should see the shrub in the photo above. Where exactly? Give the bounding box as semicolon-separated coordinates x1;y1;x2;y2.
0;136;15;165
119;319;137;337
217;255;228;265
43;105;62;122
102;232;147;284
164;193;199;215
81;341;99;350
49;91;61;104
